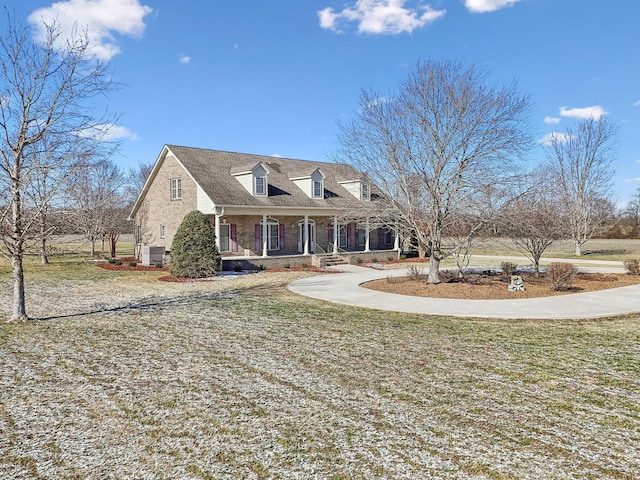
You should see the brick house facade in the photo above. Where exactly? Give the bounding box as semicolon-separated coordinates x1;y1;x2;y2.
129;145;398;265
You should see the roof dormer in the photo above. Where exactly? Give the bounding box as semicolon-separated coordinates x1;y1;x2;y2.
289;167;325;199
231;161;270;196
338;179;370;201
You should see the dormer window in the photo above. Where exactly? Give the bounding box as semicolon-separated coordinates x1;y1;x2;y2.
255;175;266;195
231;161;270;197
361;183;370;200
289;167;325;199
313;179;323;198
338;179;371;201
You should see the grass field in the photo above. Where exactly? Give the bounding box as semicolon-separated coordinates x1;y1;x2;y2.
1;239;640;479
472;237;640;261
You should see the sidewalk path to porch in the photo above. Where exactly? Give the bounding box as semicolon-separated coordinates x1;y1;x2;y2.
287;258;640;320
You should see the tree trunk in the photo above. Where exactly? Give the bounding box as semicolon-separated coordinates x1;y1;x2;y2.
91;239;96;256
10;254;28;322
109;235;117;258
574;240;582;256
427;254;441;284
9;172;28;322
40;238;49;265
533;258;541;277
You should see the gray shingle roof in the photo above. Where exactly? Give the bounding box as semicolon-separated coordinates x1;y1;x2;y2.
166;145;367;209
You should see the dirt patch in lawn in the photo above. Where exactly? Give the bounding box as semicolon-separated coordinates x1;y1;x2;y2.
364;271;640;299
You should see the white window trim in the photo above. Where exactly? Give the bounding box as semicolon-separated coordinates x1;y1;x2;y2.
255;175;266;196
361;183;370;201
312;179;323;198
160;224;165;239
171;178;182;200
338;225;347;248
261;218;280;250
219;223;231;252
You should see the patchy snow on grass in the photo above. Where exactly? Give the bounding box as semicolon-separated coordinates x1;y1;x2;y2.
1;269;639;479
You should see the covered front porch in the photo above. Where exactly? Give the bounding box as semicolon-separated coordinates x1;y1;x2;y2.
207;206;401;260
219;248;400;271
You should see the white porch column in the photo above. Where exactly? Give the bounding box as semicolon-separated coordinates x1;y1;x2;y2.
262;214;268;257
303;214;309;256
393;229;400;251
364;217;371;252
214;214;221;252
333;215;338;254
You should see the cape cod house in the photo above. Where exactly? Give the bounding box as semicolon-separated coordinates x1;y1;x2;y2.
128;145;399;268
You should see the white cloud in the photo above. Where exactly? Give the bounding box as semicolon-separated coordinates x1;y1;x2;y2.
544;116;561;125
634;100;640;107
28;0;153;61
104;124;140;141
559;105;608;120
78;123;140;141
318;0;446;35
464;0;523;13
179;55;191;64
624;177;640;183
538;132;571;146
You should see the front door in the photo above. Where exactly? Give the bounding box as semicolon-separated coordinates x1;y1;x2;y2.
298;221;316;253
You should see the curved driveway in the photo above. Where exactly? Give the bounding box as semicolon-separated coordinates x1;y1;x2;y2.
288;260;640;320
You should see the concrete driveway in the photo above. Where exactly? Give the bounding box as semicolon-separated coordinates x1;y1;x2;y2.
288;260;640;320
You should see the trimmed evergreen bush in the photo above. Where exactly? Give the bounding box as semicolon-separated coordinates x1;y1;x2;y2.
170;211;221;278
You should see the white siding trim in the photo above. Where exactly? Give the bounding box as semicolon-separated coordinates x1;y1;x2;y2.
196;184;215;213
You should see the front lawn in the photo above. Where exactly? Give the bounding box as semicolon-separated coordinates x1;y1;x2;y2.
0;259;639;479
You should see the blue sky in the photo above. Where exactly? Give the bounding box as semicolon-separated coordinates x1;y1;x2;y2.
9;0;640;205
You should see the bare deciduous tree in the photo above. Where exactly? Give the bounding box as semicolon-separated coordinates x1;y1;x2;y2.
335;60;533;283
623;186;640;239
68;158;126;257
126;160;153;206
545;118;618;256
499;173;566;276
22;137;90;265
0;14;116;321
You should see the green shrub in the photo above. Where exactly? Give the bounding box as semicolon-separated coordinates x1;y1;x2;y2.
170;210;221;278
399;254;407;260
283;263;291;269
387;256;394;261
155;262;163;268
128;261;137;267
114;260;122;266
108;258;117;264
371;257;378;263
301;262;308;268
501;261;517;275
624;258;640;276
356;257;363;264
546;262;578;291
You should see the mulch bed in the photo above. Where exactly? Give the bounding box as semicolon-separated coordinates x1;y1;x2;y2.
364;271;640;300
95;259;338;282
95;257;169;272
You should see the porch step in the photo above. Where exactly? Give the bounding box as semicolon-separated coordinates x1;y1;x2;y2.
323;255;348;267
